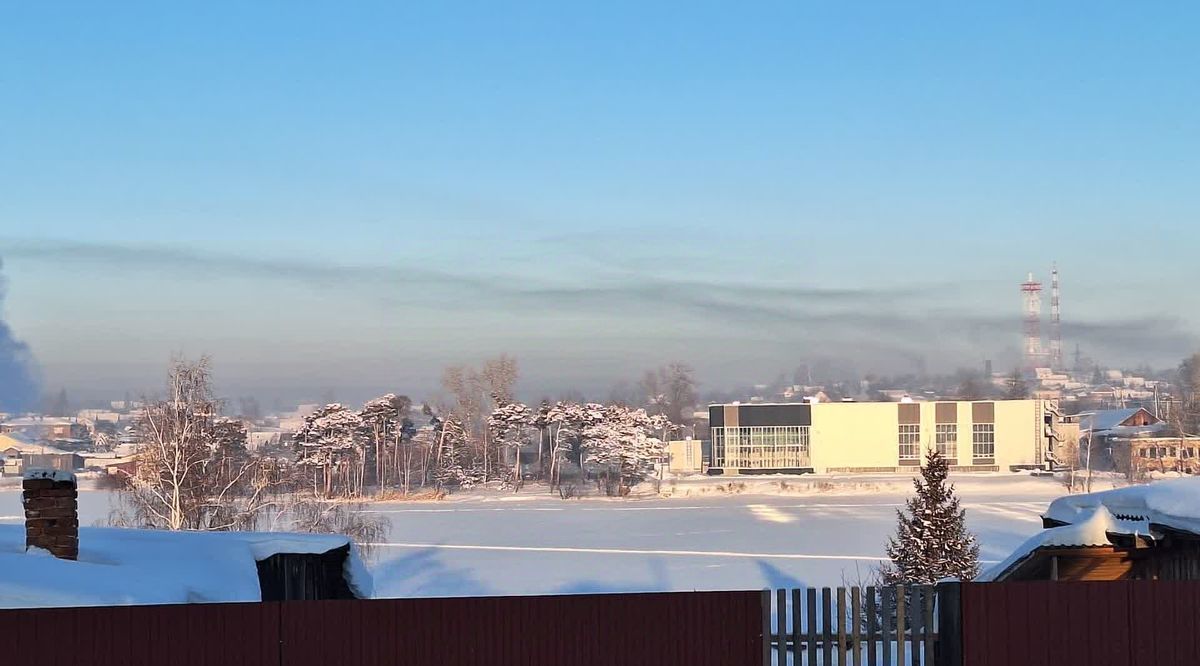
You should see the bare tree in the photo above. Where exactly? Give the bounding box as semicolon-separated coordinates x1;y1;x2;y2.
262;497;391;560
480;354;519;406
439;355;521;483
122;356;275;530
640;362;698;426
1057;423;1082;492
236;396;262;421
443;364;485;476
1154;353;1200;484
1175;353;1200;437
479;354;520;477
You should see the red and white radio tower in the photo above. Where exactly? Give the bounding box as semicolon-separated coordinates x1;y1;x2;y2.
1021;273;1043;373
1050;264;1063;370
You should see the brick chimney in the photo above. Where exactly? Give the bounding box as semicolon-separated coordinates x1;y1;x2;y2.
23;469;79;560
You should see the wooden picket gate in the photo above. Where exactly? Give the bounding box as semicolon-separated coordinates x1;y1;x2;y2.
762;584;960;666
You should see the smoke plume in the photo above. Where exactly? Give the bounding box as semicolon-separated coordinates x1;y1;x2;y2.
0;258;39;413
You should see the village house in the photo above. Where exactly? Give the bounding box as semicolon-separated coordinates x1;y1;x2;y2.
0;416;90;441
0;433;84;476
1063;408;1200;478
980;477;1200;582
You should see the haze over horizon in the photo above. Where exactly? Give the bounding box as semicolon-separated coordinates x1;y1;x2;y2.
2;3;1198;407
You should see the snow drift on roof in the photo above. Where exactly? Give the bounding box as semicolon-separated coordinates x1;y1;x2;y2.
977;505;1150;582
978;478;1200;582
1045;477;1200;535
0;525;372;608
0;433;71;456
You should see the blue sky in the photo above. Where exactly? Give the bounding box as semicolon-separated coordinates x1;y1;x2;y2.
1;2;1198;403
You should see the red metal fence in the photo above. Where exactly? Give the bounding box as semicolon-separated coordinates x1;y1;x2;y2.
14;582;1200;666
3;601;280;666
960;581;1200;666
1;590;762;666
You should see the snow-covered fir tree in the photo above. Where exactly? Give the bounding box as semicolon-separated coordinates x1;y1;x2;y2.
882;449;980;584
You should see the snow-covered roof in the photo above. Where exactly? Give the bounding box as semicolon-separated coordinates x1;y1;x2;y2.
2;417;78;427
1104;425;1169;439
1078;408;1159;434
978;478;1200;582
1044;477;1200;535
977;505;1152;582
0;525;372;608
0;433;71;455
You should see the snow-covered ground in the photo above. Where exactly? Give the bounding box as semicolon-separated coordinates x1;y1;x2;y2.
0;473;1117;598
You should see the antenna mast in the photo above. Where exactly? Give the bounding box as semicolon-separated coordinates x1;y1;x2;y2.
1021;273;1043;374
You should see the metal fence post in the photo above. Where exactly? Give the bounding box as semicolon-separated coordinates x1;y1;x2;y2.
762;589;773;666
777;589;788;666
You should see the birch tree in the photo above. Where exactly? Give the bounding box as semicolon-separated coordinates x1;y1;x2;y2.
125;356;274;530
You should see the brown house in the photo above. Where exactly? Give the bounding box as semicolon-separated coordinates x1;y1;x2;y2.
1125;437;1200;478
980;477;1200;582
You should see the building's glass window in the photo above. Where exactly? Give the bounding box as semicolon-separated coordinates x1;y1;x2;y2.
972;423;995;460
935;424;958;460
712;426;810;469
898;424;921;461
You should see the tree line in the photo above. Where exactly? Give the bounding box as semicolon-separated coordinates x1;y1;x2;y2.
293;356;686;499
115;355;698;536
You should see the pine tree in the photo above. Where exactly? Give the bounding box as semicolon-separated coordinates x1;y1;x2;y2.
433;416;471;489
882;449;980;584
294;404;364;498
488;400;533;488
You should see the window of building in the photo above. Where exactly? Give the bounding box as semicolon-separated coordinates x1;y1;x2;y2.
972;423;995;461
935;423;958;460
711;426;810;469
899;424;921;461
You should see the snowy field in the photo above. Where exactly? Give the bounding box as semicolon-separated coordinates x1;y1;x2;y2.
0;473;1110;597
